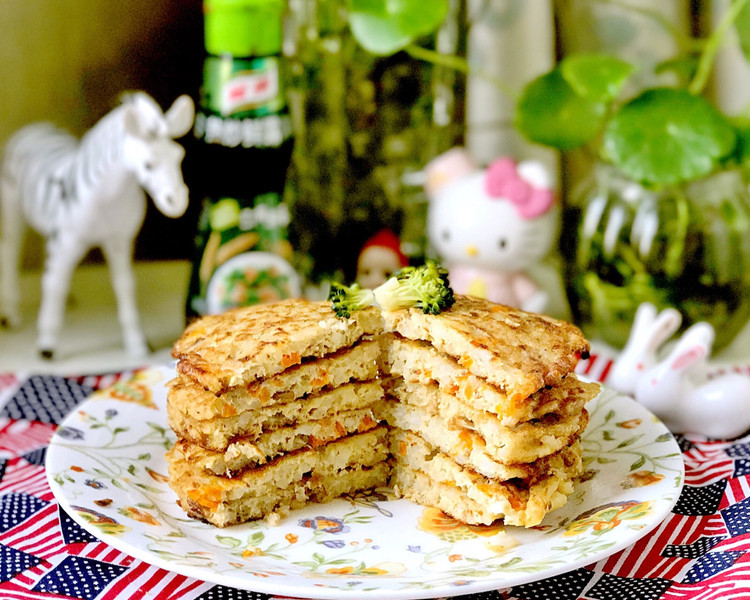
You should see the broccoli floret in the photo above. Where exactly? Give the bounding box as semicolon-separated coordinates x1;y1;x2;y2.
373;261;456;314
328;282;376;318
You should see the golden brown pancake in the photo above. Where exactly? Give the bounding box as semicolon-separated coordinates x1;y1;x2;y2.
172;299;383;394
166;427;391;527
168;339;380;423
168;380;384;451
381;295;590;402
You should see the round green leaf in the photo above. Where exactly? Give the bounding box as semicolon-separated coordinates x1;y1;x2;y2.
347;0;449;55
728;116;750;169
603;87;736;186
516;69;607;151
561;53;635;103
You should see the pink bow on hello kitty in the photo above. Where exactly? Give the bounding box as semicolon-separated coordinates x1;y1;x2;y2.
484;157;554;219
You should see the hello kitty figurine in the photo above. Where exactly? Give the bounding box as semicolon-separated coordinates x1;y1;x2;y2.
424;148;557;313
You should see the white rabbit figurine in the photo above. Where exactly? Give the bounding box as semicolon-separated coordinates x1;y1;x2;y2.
608;302;682;396
423;148;558;313
634;321;750;439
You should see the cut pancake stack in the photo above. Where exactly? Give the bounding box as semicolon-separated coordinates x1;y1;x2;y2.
378;295;598;527
165;295;599;529
165;300;389;527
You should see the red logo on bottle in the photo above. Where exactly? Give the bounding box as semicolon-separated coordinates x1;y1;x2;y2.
221;65;279;116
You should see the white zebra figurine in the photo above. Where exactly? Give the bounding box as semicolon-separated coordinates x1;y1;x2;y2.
0;92;195;359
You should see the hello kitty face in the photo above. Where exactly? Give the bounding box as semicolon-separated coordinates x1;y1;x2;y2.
425;150;558;272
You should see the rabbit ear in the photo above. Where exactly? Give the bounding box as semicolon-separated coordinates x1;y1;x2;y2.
628;303;657;338
667;321;715;366
670;345;707;371
646;307;682;353
673;322;715;351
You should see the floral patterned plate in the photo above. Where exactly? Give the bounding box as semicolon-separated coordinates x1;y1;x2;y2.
46;365;684;599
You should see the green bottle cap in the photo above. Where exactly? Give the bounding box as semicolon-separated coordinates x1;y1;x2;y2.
204;0;284;57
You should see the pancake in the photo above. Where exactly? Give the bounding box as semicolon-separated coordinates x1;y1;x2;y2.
390;430;582;526
172;299;383;394
168;339;381;423
391;453;581;527
381;295;590;403
166;427;391;527
378;395;588;470
168;380;384;451
382;376;594;464
173;405;384;476
166;294;598;529
390;428;583;483
380;334;595;424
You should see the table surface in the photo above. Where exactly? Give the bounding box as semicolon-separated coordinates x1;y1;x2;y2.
0;261;189;375
2;261;750;599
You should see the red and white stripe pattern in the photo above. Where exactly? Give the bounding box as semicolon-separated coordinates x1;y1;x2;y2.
721;474;750;511
661;557;750;600
65;543;206;600
0;459;54;500
576;352;615;384
682;438;740;487
0;503;67;560
0;580;74;600
99;562;210;600
0;418;56;459
593;512;728;582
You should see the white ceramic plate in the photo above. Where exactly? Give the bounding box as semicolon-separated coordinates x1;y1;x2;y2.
46;365;684;599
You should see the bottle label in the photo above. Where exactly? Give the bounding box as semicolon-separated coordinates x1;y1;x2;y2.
195;55;293;149
194;112;293;149
222;64;278;115
190;193;301;316
203;55;286;117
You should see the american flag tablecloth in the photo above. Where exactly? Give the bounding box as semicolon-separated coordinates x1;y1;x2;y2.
1;356;750;600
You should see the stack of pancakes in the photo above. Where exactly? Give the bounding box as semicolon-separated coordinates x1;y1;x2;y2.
378;295;597;527
165;296;599;528
166;301;389;527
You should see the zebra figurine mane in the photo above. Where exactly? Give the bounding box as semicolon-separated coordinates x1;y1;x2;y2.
0;92;195;359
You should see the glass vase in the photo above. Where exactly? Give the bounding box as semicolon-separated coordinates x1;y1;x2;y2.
562;163;750;351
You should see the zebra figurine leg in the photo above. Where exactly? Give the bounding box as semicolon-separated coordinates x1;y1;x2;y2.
101;236;149;357
36;236;89;359
0;167;24;328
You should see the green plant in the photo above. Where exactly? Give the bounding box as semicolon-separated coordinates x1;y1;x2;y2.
515;5;750;186
346;0;449;55
509;1;750;348
347;0;750;187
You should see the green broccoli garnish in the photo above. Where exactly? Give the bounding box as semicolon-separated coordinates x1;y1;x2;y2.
373;260;456;314
328;282;376;318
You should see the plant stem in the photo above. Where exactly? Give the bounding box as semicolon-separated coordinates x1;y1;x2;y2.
689;0;750;95
404;43;519;101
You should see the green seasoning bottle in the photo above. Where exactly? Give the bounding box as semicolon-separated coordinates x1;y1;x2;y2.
186;0;298;319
